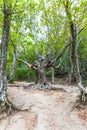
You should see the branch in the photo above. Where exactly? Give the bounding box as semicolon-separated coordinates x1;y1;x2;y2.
77;27;86;35
55;42;71;61
10;41;42;73
17;58;43;74
17;58;32;68
46;42;71;68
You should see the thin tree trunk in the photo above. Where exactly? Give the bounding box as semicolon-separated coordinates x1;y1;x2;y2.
51;67;55;84
76;56;85;93
32;7;39;59
33;19;39;58
9;49;17;82
0;1;11;109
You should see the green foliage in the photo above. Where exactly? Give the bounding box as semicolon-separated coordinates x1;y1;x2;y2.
14;66;29;81
0;0;87;82
83;80;87;86
14;66;36;81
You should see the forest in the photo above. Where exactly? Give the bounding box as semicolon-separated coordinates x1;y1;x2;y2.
0;0;87;130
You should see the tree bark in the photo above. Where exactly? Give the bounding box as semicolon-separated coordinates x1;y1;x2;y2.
51;67;55;84
0;1;11;109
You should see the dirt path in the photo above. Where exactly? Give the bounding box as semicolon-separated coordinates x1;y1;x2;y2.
0;82;87;130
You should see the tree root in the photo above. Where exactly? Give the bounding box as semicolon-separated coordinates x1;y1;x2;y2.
80;92;87;103
26;83;66;92
72;97;87;112
0;100;33;116
0;100;12;115
50;87;66;92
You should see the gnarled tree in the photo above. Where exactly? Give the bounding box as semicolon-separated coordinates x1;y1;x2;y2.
17;42;70;89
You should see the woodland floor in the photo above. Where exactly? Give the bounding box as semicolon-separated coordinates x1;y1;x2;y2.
0;81;87;130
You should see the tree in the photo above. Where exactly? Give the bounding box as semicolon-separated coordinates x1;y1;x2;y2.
0;0;30;111
0;0;11;110
17;42;70;89
63;0;87;101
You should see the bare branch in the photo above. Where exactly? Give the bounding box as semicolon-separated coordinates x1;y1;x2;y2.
17;58;43;74
77;27;86;35
55;42;71;61
17;58;32;68
46;42;71;68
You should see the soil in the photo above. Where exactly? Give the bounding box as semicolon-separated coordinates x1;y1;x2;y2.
0;81;87;130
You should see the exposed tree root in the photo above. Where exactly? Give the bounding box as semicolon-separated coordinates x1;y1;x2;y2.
72;98;87;111
0;100;12;115
0;99;33;116
24;83;66;92
79;92;87;103
50;87;66;92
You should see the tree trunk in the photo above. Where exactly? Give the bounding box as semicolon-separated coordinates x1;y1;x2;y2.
69;19;86;101
33;20;39;58
70;24;77;82
33;12;39;58
35;57;47;88
64;1;87;101
51;67;55;84
0;1;11;109
37;69;46;84
9;49;17;83
70;23;85;96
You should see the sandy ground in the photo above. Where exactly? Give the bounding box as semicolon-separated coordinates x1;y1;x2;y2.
0;82;87;130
